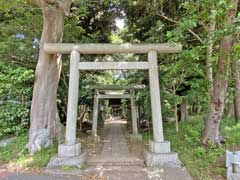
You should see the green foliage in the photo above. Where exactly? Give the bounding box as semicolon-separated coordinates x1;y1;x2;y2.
0;1;41;68
0;104;29;138
0;134;57;167
0;63;34;99
0;63;33;138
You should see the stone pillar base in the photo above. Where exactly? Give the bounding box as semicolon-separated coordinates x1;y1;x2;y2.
130;134;142;141
144;140;180;167
149;140;170;153
47;152;87;168
47;143;87;167
227;167;240;180
58;143;81;157
228;172;240;180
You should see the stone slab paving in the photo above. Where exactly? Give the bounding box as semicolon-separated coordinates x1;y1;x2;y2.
1;166;192;180
1;172;80;180
84;118;192;179
100;121;129;157
44;165;192;180
87;118;144;166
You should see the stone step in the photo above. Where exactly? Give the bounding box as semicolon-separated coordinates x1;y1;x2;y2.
87;157;145;167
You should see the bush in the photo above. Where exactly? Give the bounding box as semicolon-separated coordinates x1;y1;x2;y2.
0;63;33;139
0;104;29;138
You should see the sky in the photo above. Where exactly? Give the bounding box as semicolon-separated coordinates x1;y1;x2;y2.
115;18;125;29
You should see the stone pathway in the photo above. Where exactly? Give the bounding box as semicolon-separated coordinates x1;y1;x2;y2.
87;118;144;166
101;120;129;157
83;118;192;180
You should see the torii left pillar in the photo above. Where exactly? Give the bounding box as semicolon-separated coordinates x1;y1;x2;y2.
48;50;87;167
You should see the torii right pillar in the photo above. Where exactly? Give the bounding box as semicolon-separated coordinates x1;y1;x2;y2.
144;50;180;167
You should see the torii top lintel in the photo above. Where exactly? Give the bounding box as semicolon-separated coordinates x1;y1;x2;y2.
44;43;182;54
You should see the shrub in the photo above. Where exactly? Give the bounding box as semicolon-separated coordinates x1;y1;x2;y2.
0;63;33;139
0;104;29;138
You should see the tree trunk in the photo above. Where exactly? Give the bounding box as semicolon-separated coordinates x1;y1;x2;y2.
233;57;240;121
78;105;87;132
206;20;216;98
226;101;235;118
26;1;71;154
175;104;179;132
201;0;238;146
180;100;188;122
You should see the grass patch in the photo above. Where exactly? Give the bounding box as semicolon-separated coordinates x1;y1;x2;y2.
143;116;240;180
0;134;57;168
62;166;80;171
62;164;88;171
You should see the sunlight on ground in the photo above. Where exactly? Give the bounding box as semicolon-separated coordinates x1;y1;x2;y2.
15;156;33;167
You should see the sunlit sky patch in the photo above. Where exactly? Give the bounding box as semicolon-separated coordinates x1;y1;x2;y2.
115;18;125;29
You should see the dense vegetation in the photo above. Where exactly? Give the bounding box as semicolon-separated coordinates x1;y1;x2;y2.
0;0;240;179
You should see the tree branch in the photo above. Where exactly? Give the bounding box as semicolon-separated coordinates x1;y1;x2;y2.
158;13;204;44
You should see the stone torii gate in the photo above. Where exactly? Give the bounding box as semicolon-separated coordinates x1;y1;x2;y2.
46;43;182;167
91;84;144;140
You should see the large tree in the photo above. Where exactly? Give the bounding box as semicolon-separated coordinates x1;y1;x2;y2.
26;0;71;154
201;0;239;146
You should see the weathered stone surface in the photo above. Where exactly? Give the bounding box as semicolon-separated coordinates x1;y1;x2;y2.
130;91;138;135
65;50;80;145
226;151;240;180
149;140;171;153
228;173;240;180
45;165;192;180
87;157;144;166
79;62;149;70
44;43;182;54
92;84;146;90
97;94;131;99
92;93;99;137
148;51;164;142
58;143;81;157
47;152;87;168
144;149;181;167
226;151;240;167
87;119;145;167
